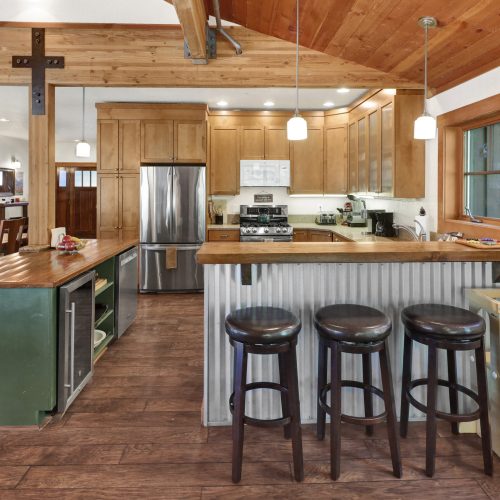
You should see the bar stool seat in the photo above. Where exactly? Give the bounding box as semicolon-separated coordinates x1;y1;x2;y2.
402;304;485;338
315;304;401;481
226;306;304;483
225;306;301;344
315;304;391;343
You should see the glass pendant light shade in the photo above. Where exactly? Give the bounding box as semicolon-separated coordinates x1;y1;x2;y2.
414;113;436;140
75;141;91;158
287;114;308;140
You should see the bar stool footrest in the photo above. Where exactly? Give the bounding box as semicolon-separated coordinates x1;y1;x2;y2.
319;380;387;426
406;377;480;422
229;381;292;428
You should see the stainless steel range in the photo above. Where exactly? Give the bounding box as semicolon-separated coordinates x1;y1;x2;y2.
239;205;293;242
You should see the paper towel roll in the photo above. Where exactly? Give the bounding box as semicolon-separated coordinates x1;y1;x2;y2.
414;215;428;241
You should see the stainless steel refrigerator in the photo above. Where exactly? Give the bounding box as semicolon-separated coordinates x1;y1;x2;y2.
140;165;205;292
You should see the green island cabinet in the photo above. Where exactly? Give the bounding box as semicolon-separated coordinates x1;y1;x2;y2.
0;252;121;426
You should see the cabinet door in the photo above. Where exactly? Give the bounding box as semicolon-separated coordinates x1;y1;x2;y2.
141;120;174;163
119;174;140;240
324;125;348;194
290;128;324;194
265;127;289;159
97;174;119;238
210;127;239;195
241;127;265;160
309;230;332;242
368;110;381;193
348;122;358;193
293;229;309;242
119;120;141;173
97;120;119;173
357;117;368;192
174;120;206;163
380;102;394;196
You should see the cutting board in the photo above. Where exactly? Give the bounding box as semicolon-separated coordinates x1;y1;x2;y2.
455;240;500;249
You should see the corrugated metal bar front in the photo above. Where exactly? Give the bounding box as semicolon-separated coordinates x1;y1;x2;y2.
204;262;495;426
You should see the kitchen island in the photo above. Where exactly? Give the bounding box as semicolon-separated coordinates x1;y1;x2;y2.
197;241;500;426
0;239;138;426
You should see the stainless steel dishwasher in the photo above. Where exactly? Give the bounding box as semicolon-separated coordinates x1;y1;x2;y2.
115;246;138;338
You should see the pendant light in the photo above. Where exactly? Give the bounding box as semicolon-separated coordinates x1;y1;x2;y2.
414;16;437;140
75;87;91;158
287;0;307;141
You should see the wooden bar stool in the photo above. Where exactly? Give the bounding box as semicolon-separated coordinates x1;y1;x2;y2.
225;306;304;483
315;304;402;480
400;304;493;477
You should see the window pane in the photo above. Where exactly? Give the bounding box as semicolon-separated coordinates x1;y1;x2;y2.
464;126;488;172
465;174;500;219
492;123;500;170
82;170;91;187
74;170;82;187
91;171;97;187
58;169;67;188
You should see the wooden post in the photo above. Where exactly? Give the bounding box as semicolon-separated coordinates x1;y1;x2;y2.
29;83;55;245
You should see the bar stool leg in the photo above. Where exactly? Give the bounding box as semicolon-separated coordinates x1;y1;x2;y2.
231;341;248;483
379;340;403;478
475;339;493;476
285;340;304;481
278;352;291;439
362;352;374;436
330;341;342;480
316;338;328;440
447;350;459;435
400;331;413;438
425;344;438;477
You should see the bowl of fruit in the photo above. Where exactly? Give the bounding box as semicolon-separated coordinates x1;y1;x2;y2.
56;235;87;254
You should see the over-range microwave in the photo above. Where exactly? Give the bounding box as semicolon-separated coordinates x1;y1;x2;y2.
240;160;290;187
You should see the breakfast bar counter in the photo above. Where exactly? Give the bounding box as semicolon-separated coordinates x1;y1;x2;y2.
199;241;500;426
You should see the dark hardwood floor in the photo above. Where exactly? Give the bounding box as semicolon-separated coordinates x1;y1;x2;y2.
0;294;497;499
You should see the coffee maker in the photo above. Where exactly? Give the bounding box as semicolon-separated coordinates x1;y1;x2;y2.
346;194;367;227
375;212;396;237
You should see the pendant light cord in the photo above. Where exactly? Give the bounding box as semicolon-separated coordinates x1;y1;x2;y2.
82;87;86;142
423;23;428;113
295;0;299;116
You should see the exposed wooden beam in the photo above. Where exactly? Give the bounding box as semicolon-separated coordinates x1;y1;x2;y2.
171;0;208;63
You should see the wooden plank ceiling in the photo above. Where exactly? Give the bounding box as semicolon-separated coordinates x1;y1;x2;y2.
201;0;500;93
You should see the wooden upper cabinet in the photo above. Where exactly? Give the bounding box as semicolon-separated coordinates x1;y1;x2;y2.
348;122;358;193
357;117;368;192
380;102;394;196
174;120;206;163
119;174;140;240
119;120;141;173
265;127;289;159
97;174;119;238
290;127;324;194
241;127;265;159
324;125;348;195
368;110;381;193
141;120;174;163
210;127;239;195
97;120;119;173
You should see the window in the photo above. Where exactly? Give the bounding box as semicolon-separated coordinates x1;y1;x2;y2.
464;122;500;219
74;170;97;188
58;169;67;188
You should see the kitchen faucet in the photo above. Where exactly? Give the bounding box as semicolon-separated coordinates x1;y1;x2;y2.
392;220;427;242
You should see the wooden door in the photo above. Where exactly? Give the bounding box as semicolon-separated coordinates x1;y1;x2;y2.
240;127;264;159
97;120;119;173
293;229;309;242
174;120;206;163
56;165;97;238
141;120;174;163
97;174;119;239
324;125;348;195
309;230;333;242
210;127;239;195
290;127;324;194
348;122;358;193
368;110;381;193
119;120;141;173
357;117;368;192
265;127;289;159
380;102;394;196
119;174;140;240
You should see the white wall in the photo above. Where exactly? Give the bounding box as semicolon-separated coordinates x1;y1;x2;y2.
56;141;97;163
0;135;29;201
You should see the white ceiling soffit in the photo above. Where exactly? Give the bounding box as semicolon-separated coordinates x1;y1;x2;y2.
0;86;367;142
0;0;235;25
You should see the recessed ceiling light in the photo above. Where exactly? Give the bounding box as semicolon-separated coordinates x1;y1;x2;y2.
263;100;275;107
0;118;10;122
323;101;335;107
337;88;350;93
216;100;228;107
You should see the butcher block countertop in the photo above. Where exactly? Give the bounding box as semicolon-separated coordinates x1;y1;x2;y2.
196;241;500;265
0;239;138;288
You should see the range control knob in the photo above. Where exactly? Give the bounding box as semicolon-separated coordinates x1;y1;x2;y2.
276;227;281;233
252;228;257;234
264;228;269;234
